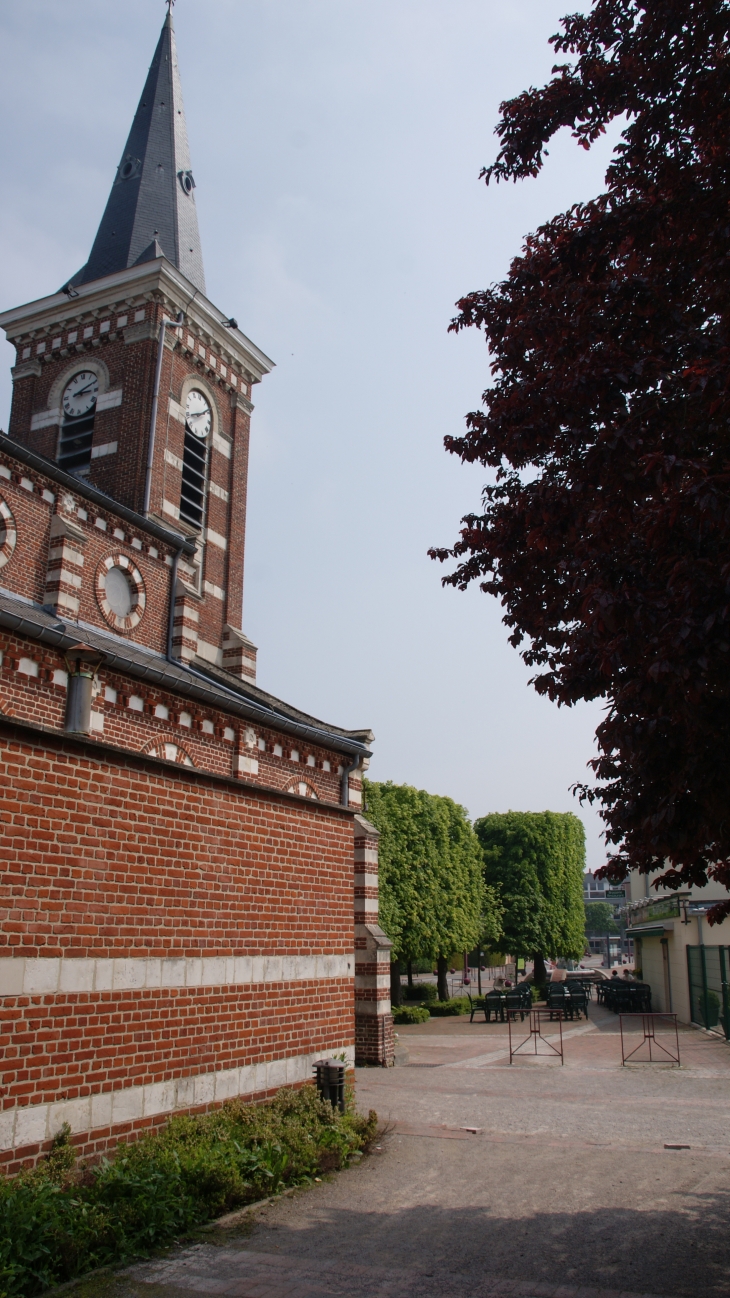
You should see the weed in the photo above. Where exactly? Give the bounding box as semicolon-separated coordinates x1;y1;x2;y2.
0;1090;377;1298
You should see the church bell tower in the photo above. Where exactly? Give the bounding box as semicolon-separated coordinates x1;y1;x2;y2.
0;7;272;682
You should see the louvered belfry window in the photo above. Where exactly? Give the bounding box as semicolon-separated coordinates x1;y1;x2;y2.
179;426;207;528
58;370;99;478
180;389;212;529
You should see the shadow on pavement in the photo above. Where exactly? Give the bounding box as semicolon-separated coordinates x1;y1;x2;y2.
238;1184;730;1297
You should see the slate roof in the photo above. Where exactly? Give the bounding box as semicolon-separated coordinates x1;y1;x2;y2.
72;12;206;293
0;586;372;760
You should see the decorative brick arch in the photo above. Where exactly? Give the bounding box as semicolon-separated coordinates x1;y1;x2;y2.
0;500;17;570
177;373;223;438
142;735;194;766
285;779;318;800
46;356;112;412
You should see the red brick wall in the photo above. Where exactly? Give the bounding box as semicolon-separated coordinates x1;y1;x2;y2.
0;448;176;655
0;465;52;607
0;723;354;959
225;400;251;631
0;718;356;1166
1;983;353;1111
0;629;349;801
0;1084;301;1175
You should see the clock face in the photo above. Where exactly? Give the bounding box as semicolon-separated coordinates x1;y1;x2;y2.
186;389;211;439
63;371;99;419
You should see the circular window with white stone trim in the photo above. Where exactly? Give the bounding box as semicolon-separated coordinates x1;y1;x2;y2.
96;554;146;631
0;500;17;570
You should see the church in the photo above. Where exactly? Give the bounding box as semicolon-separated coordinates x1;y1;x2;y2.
0;8;393;1173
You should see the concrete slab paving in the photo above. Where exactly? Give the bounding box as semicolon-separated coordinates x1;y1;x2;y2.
62;1005;730;1298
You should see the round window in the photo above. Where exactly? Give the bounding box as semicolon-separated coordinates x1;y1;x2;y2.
104;566;133;617
96;554;146;631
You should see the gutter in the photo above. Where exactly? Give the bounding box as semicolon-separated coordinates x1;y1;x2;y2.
0;435;196;557
626;923;673;938
0;605;371;760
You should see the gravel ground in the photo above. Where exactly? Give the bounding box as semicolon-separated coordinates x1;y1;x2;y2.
61;1005;730;1298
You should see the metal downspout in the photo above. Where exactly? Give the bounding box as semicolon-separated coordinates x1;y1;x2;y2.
340;753;361;808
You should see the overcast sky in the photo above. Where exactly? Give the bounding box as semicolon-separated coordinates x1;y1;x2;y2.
0;0;621;869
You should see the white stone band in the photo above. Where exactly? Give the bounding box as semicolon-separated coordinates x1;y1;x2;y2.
0;953;354;997
0;1044;356;1153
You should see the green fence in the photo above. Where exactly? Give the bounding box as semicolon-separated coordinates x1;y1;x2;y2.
686;945;730;1038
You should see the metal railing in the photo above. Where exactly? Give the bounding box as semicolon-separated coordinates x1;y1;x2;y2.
686;945;730;1039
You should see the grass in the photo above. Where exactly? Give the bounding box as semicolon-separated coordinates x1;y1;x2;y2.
0;1086;377;1298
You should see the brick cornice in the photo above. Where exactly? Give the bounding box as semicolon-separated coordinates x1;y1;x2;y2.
0;711;357;818
0;261;274;386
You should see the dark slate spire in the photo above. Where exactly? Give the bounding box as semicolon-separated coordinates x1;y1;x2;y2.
74;10;206;292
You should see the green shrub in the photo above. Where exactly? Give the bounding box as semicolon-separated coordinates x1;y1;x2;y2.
429;998;470;1017
393;1004;431;1024
403;983;438;1003
0;1089;378;1298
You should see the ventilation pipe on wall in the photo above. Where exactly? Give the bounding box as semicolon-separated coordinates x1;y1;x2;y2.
64;645;104;734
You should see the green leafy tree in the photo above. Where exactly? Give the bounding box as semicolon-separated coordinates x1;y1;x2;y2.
475;812;586;984
365;780;492;1000
584;902;619;936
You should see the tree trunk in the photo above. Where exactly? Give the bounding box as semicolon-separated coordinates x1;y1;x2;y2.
437;955;449;1002
390;958;402;1007
532;952;548;989
407;959;414;989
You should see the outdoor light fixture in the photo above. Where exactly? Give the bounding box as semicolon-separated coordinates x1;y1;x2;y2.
313;1059;346;1112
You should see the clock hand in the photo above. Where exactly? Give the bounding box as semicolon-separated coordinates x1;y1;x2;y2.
73;382;97;397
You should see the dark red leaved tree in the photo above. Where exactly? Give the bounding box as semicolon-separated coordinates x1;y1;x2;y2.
431;0;730;920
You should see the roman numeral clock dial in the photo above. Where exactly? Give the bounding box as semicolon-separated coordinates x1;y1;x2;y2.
62;371;99;419
185;389;211;437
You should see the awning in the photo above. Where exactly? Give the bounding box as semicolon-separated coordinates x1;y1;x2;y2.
626;926;666;938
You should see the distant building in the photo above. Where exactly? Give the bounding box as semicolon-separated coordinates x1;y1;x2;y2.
624;871;730;1034
583;870;605;902
583;872;629;964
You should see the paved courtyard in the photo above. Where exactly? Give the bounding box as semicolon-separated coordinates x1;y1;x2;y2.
67;1005;730;1298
